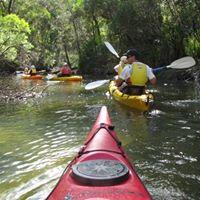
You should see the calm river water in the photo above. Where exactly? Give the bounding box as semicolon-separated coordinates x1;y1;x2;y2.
0;75;199;200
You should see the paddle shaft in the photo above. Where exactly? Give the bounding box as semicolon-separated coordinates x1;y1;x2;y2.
152;66;167;74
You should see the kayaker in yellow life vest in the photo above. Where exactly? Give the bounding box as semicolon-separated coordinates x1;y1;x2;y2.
29;65;37;76
115;49;157;95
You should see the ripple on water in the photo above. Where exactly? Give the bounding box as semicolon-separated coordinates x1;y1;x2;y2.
148;109;165;117
134;160;188;199
28;138;44;145
44;131;54;136
150;185;187;200
3;152;13;156
164;99;200;108
1;165;65;200
181;126;191;130
177;120;188;124
54;109;71;114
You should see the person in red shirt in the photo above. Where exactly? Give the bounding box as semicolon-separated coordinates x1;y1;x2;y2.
57;62;72;77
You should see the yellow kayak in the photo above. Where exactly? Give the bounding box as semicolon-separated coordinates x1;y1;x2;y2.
49;75;83;82
109;81;154;111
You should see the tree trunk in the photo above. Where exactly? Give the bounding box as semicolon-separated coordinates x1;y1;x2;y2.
66;0;81;57
71;19;81;56
8;0;14;14
63;43;71;67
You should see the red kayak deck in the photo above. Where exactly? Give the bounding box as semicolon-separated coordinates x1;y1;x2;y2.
47;106;151;200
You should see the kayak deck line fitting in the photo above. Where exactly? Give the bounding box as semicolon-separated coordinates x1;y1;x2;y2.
83;123;121;147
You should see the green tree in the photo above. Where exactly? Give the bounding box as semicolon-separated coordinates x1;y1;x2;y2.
0;14;32;62
0;0;199;74
159;0;200;62
107;0;162;66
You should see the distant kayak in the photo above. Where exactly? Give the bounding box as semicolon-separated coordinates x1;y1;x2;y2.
47;106;152;200
21;74;43;80
47;75;83;82
109;81;154;111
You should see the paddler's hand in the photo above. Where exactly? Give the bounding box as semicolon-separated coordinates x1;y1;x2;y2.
120;56;127;64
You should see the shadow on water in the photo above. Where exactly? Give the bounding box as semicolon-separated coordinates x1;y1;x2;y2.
0;75;199;199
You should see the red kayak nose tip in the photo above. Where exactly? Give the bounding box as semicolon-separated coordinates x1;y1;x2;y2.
95;106;112;126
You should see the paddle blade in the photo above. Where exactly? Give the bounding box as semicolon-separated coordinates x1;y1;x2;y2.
45;74;56;80
167;56;196;69
85;80;110;90
104;42;120;58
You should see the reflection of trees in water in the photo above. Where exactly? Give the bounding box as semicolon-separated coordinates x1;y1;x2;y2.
0;76;48;103
194;69;200;97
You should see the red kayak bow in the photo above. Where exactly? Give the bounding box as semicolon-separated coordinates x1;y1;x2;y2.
47;106;152;200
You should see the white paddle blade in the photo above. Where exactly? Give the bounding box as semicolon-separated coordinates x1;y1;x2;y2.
104;42;120;58
85;80;110;90
167;56;196;69
46;74;56;80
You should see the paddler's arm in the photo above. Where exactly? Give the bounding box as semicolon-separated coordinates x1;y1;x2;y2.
147;66;157;85
150;77;157;85
115;64;131;87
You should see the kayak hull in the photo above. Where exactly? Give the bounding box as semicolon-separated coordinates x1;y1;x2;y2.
109;81;154;111
21;74;43;80
49;75;83;82
47;106;151;200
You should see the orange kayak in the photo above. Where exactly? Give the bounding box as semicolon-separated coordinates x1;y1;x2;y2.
21;74;43;80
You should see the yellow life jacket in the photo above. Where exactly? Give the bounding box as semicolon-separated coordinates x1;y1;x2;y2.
130;62;148;86
31;68;36;74
118;61;128;76
117;64;124;76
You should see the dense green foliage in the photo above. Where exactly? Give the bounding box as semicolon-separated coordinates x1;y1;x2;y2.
0;14;32;71
0;0;199;74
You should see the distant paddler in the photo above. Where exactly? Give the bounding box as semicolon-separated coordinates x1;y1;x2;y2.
45;62;82;82
57;62;72;77
21;65;43;80
28;65;37;76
